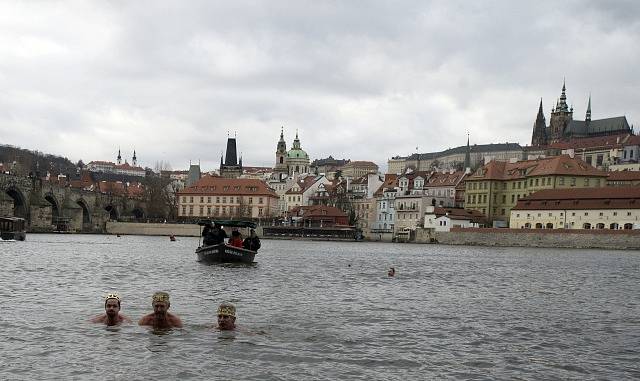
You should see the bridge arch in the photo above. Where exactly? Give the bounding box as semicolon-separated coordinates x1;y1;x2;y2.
44;192;61;228
5;186;28;221
105;204;119;221
77;198;92;228
131;207;145;221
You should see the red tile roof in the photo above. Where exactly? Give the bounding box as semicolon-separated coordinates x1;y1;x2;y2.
426;171;466;187
512;187;640;210
431;207;487;223
373;174;398;196
607;171;640;181
470;155;607;180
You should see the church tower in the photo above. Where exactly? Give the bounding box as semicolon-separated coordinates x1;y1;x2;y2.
273;127;288;180
132;150;137;166
548;80;573;143
117;148;122;165
531;99;548;146
219;136;243;178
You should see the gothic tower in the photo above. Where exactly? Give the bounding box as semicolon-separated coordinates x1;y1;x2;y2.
132;150;137;166
220;137;242;178
531;99;548;146
117;148;122;165
548;80;573;143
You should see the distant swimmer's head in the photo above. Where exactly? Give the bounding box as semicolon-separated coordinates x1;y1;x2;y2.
217;302;236;330
104;292;121;316
152;292;170;315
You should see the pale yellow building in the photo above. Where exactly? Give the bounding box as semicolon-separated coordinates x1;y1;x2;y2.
509;187;640;230
177;176;279;219
465;155;608;226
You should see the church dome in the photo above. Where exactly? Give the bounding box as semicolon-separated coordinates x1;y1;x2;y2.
286;148;308;159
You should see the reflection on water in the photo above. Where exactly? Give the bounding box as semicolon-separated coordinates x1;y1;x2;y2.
1;234;639;380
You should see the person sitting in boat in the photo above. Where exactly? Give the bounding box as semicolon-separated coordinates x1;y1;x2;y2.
216;302;237;331
228;230;243;248
90;292;132;326
211;222;228;245
202;222;215;246
138;291;183;329
243;229;261;251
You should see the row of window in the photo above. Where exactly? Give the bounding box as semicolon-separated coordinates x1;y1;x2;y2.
522;222;634;229
181;196;264;204
180;205;264;216
467;177;603;191
516;211;634;218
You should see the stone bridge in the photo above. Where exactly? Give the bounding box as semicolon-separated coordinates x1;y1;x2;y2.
0;173;147;233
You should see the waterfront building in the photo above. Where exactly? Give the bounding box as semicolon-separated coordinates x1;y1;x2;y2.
423;205;486;232
287;205;348;227
350;196;375;235
393;170;432;235
371;174;398;237
177;176;279;219
509;187;640;230
219;137;243;179
465;155;608;226
340;161;379;179
531;82;633;146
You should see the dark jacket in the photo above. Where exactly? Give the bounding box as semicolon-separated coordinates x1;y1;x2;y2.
243;235;261;251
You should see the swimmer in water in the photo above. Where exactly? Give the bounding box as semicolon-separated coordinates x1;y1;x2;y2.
91;293;132;326
138;291;183;329
216;302;237;331
388;267;395;277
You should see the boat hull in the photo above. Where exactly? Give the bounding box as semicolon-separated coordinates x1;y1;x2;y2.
196;243;256;264
1;231;26;241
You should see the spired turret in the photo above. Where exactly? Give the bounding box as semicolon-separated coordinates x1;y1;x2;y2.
531;99;548;146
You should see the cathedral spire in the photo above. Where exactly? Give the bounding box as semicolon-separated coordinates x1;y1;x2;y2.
464;132;471;171
585;94;592;122
117;147;122;165
557;79;569;112
531;98;548;146
132;149;137;166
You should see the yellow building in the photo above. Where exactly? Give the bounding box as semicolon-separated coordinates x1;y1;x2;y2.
510;187;640;230
465;155;608;225
341;161;378;179
177;176;279;219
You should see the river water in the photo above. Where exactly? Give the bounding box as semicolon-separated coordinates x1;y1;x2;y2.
1;234;639;380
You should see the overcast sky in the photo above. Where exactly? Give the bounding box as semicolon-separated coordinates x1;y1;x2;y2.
1;1;638;172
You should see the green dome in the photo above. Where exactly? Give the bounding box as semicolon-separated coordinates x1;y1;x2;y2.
286;149;308;159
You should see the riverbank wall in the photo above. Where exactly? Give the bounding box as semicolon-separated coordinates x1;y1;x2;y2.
105;222;640;249
417;227;640;250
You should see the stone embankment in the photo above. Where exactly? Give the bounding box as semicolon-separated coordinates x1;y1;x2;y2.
416;227;640;250
105;221;266;237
